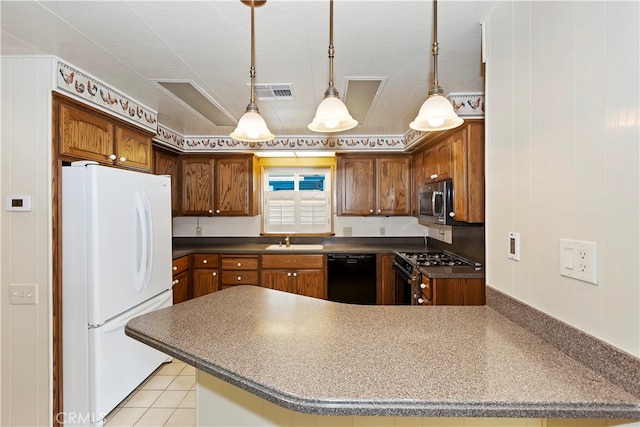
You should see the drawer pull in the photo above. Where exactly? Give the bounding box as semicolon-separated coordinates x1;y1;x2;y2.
237;262;242;267
237;276;242;281
203;259;208;264
173;266;178;271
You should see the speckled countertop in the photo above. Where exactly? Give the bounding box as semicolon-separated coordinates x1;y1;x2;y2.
125;286;640;419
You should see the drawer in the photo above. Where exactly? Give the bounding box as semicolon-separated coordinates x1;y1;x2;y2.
172;256;189;275
221;256;259;270
191;254;219;269
420;275;433;300
261;254;324;269
221;270;259;285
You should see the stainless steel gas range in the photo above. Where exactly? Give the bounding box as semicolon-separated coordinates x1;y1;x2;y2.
392;251;483;305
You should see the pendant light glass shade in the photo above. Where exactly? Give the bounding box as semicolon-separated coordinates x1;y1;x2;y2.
410;93;463;131
410;0;462;132
308;93;357;132
230;103;274;142
308;0;357;133
230;0;274;142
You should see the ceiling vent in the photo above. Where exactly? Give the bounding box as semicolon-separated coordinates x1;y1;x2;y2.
154;80;236;126
250;84;294;101
343;77;388;124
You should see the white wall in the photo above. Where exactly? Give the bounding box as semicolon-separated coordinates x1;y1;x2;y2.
485;1;640;356
1;57;54;426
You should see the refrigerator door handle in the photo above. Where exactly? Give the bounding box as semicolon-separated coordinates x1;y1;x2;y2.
134;192;151;293
141;190;154;291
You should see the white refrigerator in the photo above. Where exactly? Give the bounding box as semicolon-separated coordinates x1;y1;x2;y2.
62;162;173;425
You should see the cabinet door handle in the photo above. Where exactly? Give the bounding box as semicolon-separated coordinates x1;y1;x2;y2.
173;266;178;271
293;272;297;277
108;154;116;160
369;209;374;213
208;209;213;214
287;272;292;277
215;209;221;214
119;156;126;162
212;272;217;276
431;174;438;179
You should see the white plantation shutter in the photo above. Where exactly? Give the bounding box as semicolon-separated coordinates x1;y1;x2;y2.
263;169;331;234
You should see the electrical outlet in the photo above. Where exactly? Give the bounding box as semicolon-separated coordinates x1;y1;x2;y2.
343;226;352;237
379;227;386;236
10;284;38;305
559;239;597;285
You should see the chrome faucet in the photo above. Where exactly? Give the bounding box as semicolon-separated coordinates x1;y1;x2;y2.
285;235;290;248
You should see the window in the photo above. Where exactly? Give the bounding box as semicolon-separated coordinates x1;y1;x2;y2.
263;168;331;234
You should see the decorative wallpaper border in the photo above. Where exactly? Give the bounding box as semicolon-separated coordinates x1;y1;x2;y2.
448;93;485;117
55;61;158;133
156;124;185;149
155;135;406;152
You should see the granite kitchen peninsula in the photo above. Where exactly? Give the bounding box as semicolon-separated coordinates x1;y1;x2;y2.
125;286;640;426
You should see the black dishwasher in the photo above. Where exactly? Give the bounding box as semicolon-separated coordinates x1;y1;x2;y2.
327;254;376;304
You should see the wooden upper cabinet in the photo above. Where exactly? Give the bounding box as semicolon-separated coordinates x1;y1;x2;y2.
337;156;375;215
180;154;258;217
154;148;180;216
115;127;152;171
451;122;484;223
59;102;115;163
376;156;411;216
181;157;214;216
337;154;410;216
214;155;258;216
411;152;424;216
424;139;452;182
56;94;153;171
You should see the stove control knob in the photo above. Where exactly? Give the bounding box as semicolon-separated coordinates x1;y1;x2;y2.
417;298;425;304
420;283;427;289
449;212;455;217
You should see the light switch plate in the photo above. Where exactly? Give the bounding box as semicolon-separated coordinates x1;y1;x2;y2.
507;232;520;261
10;284;38;304
559;239;597;285
5;195;31;211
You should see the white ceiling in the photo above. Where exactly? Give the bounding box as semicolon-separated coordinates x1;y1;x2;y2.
1;0;497;138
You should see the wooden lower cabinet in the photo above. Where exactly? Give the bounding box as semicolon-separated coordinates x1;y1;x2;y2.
261;254;327;299
172;256;190;304
416;273;485;306
220;255;259;290
191;254;219;298
376;253;396;305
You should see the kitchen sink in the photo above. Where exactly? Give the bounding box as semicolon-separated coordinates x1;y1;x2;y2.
265;244;324;251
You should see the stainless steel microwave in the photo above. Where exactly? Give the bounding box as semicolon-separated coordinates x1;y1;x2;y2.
418;180;457;225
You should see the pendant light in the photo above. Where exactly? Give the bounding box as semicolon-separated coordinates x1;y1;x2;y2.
409;0;463;132
308;0;357;133
230;0;274;142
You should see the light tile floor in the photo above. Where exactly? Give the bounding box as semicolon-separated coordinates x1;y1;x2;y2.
104;359;196;427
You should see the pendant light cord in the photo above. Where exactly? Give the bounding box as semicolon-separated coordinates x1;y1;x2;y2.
325;0;338;97
249;0;257;105
430;0;443;96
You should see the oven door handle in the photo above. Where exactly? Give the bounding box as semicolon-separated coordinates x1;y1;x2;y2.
392;261;413;281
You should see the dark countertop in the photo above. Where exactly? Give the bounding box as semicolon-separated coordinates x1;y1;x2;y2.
126;286;640;419
171;237;485;279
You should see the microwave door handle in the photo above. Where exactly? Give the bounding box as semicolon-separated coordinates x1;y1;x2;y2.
431;190;437;216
